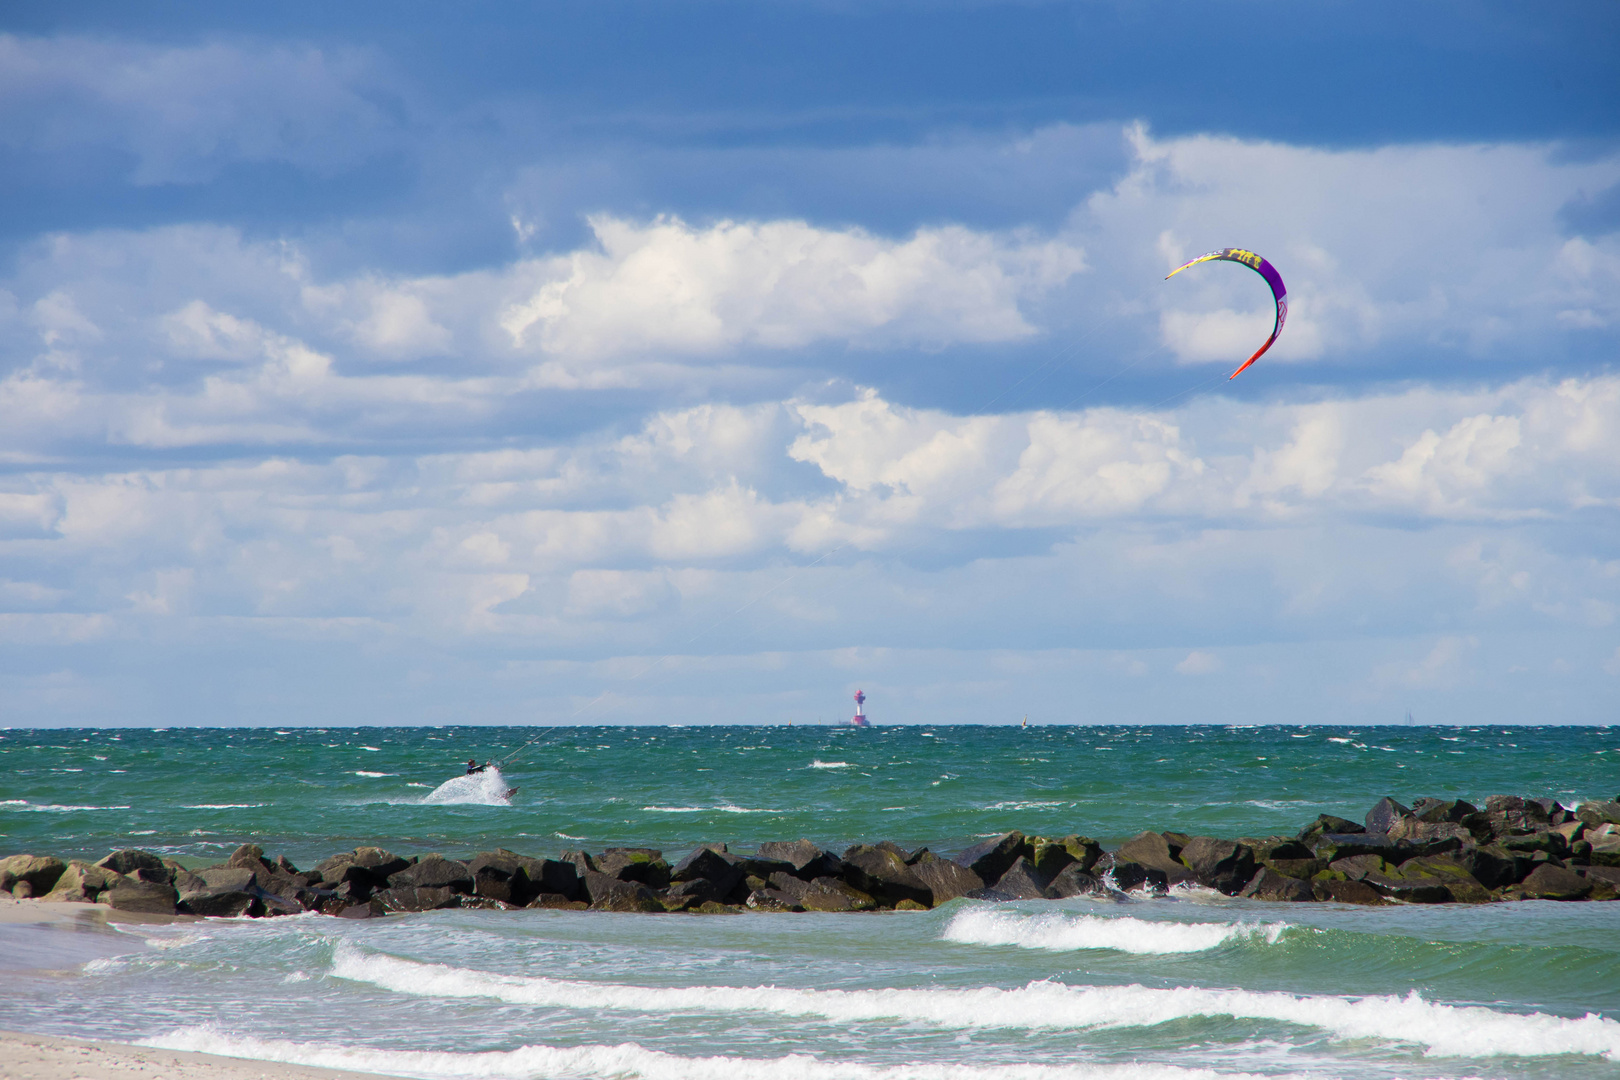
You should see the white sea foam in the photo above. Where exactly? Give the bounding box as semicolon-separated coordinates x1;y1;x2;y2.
328;947;1620;1061
942;910;1289;955
182;803;267;809
643;804;784;814
141;1027;1296;1080
419;767;512;806
354;771;396;778
0;800;131;812
808;760;853;769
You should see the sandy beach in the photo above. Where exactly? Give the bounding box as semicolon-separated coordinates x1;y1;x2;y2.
0;1031;407;1080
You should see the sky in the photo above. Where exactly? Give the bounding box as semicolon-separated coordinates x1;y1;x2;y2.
2;1;1618;727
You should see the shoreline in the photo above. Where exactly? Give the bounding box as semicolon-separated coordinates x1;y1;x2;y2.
4;793;1617;917
0;1030;410;1080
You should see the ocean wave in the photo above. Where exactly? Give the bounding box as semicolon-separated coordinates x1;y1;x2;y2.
941;910;1289;955
0;800;131;812
643;804;785;814
984;800;1068;811
808;760;854;769
328;947;1620;1061
181;803;268;810
141;1027;1295;1080
354;771;396;778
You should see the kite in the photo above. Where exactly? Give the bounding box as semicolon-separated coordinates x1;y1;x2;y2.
1164;248;1287;379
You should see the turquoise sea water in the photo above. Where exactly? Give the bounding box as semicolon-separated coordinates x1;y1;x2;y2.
3;723;1619;1080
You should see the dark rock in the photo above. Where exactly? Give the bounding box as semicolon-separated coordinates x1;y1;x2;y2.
560;850;596;877
1328;854;1394;881
1249;837;1315;862
1025;837;1075;880
1364;797;1412;835
671;847;744;895
1411;797;1479;823
582;870;664;912
991;857;1050;900
953;832;1028;884
531;859;581;899
961;888;1021;902
96;850;167;877
1484;794;1526;814
528;893;589;910
1263;859;1324;880
1530;798;1569;825
1395;856;1492;903
1361;874;1452;903
274;855;300;874
374;886;460;913
595;848;671;888
1498;831;1568;858
767;872;877;912
1578;865;1620;888
1114;832;1196;888
1587;826;1620;867
336;899;386;919
1297;815;1364;842
388;855;472;893
349;847;410;876
663;878;726;908
198;866;258;892
909;851;983;905
1311;833;1397;861
1512;864;1591;901
102;881;179;914
467;850;553;905
745;888;800;912
1313;879;1385;905
0;855;66;896
1387;818;1470;851
182;886;261;917
841;845;932;907
1046;863;1104;898
1459;845;1528;889
1239;868;1314;901
756;840;841;878
1178;837;1256;895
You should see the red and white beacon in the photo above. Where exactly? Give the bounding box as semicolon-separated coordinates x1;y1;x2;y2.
850;689;870;727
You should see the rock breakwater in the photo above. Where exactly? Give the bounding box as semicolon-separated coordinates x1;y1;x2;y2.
4;793;1617;918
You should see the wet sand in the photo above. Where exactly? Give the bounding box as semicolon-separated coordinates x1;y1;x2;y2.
0;1031;408;1080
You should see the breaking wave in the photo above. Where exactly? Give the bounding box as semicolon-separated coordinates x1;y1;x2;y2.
942;909;1290;955
141;1027;1296;1080
327;947;1620;1060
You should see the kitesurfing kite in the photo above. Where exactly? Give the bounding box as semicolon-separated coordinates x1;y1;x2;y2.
1164;248;1287;379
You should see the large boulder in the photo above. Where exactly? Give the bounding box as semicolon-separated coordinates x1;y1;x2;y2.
180;885;260;918
1113;832;1195;890
1395;856;1491;903
1386;818;1470;851
96;850;168;878
374;886;461;913
1484;794;1526;814
1026;836;1087;880
42;861;124;903
662;879;728;909
1313;878;1384;905
226;844;273;871
467;850;557;905
1585;825;1620;868
1297;815;1364;843
1046;863;1104;898
1459;845;1529;889
1576;801;1620;828
102;881;179;915
841;845;932;907
1512;864;1591;901
1411;797;1478;823
1178;838;1256;895
1238;868;1314;902
990;857;1050;900
1364;797;1412;835
671;846;744;896
756;840;842;879
1311;833;1397;861
1360;873;1452;904
582;870;664;912
766;872;877;912
908;851;983;905
0;854;66;897
953;832;1027;884
594;848;672;888
387;855;472;893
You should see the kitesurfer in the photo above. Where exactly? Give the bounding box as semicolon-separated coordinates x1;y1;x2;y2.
465;759;486;774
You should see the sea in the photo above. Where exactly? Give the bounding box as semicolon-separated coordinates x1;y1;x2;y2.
2;723;1617;1080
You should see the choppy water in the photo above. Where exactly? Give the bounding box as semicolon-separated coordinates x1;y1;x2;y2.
2;724;1618;1080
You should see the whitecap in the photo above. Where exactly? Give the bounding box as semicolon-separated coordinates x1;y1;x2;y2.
1;801;131;812
354;771;396;778
942;909;1288;955
327;946;1620;1061
182;803;267;810
808;759;853;769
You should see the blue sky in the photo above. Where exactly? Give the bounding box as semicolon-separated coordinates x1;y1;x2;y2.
2;1;1617;726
